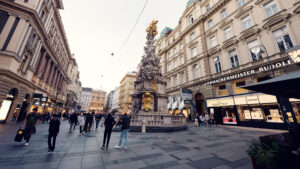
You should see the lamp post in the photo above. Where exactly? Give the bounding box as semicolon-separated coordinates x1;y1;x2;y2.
259;44;275;77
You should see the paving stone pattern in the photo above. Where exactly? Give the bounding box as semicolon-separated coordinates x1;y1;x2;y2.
0;121;279;169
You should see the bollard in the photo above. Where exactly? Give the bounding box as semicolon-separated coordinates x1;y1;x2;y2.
142;119;146;133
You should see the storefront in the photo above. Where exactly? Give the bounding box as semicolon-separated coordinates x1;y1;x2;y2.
207;93;294;129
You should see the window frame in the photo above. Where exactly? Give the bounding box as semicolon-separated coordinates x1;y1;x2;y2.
224;27;233;40
229;49;239;68
191;47;197;57
241;15;252;30
214;56;222;73
221;9;228;20
264;0;279;17
208;20;214;29
210;36;217;48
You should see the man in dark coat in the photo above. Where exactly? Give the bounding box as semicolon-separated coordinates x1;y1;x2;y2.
69;112;78;133
48;115;60;152
102;113;116;149
115;113;131;149
23;107;40;145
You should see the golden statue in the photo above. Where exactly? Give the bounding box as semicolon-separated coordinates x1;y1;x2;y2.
142;92;153;112
146;20;158;37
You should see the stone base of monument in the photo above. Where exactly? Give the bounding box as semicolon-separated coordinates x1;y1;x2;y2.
113;112;188;132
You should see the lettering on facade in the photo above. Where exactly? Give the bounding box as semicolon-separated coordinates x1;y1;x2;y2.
205;60;292;85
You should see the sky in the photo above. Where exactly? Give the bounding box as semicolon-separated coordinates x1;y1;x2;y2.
60;0;187;92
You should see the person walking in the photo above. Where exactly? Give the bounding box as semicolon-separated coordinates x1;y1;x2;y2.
84;112;92;133
200;114;205;127
69;112;78;133
95;113;102;130
78;113;85;135
205;113;210;127
115;113;131;150
48;115;60;152
101;113;116;149
23;107;40;145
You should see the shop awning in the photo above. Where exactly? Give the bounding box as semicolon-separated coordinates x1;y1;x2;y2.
172;102;178;110
179;101;185;110
242;71;300;99
167;103;172;109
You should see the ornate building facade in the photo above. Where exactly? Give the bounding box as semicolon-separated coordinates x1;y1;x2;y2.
0;0;77;123
157;0;300;129
89;89;106;113
119;72;137;114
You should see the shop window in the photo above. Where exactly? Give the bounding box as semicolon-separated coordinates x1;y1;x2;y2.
292;102;300;123
234;81;248;94
257;75;272;82
264;0;278;17
224;27;233;40
237;105;283;123
229;50;239;68
222;107;237;124
272;27;293;52
217;85;227;96
241;15;252;30
248;40;262;61
221;9;228;20
214;56;222;73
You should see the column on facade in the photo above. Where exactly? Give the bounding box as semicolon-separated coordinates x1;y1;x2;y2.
51;68;58;87
55;73;62;90
58;76;64;91
41;57;51;81
46;62;55;84
35;50;47;76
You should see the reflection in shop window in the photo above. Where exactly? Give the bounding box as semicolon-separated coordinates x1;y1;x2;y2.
217;85;227;96
291;101;300;123
222;107;237;124
237;105;283;123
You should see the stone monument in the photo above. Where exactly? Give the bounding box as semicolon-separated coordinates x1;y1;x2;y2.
130;20;187;132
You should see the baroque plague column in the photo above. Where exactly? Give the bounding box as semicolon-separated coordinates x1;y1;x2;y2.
130;21;187;132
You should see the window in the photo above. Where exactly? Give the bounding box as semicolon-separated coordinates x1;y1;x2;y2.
180;56;184;65
234;81;248;94
241;15;252;30
180;43;183;49
174;60;177;68
167;64;171;72
214;57;222;73
181;72;186;84
224;27;233;40
208;20;214;29
229;50;239;68
210;36;217;48
191;47;197;57
264;0;278;17
167;78;171;88
221;9;228;19
189;15;194;25
272;27;293;52
248;40;262;61
173;48;177;54
174;75;179;86
217;85;228;96
193;64;200;80
0;10;9;34
206;5;211;12
190;32;195;41
168;52;171;59
237;0;246;8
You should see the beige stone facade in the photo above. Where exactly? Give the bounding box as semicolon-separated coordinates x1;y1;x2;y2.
157;0;300;123
89;89;106;113
119;72;137;114
0;0;78;123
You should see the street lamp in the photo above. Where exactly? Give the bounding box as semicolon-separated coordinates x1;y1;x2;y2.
259;44;275;77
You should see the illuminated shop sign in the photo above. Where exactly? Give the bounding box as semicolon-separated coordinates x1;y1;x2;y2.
205;60;292;85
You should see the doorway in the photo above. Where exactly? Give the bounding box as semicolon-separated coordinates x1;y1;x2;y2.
17;94;31;122
195;93;205;115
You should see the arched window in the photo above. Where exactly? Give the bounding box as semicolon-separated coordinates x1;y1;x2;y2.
189;15;194;25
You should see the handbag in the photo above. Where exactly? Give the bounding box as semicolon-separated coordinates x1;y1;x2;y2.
14;128;24;142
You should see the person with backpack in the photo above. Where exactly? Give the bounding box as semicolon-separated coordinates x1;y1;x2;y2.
23;107;40;145
101;113;116;149
48;115;60;152
115;113;131;149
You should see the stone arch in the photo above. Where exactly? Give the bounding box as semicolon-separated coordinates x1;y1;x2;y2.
0;88;18;123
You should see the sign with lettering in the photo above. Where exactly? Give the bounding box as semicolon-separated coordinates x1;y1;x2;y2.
181;88;193;100
207;97;234;107
205;60;292;85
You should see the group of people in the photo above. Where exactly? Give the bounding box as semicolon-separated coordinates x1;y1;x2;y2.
195;112;216;127
20;107;132;153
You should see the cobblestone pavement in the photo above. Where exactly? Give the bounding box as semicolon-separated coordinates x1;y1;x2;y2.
0;121;283;169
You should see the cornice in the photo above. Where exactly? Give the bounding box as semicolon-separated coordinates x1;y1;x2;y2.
0;69;36;89
239;25;261;41
222;37;239;49
203;0;231;20
262;11;292;29
234;5;254;19
219;19;233;29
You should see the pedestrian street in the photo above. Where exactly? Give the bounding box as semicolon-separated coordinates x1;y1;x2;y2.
0;121;282;169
